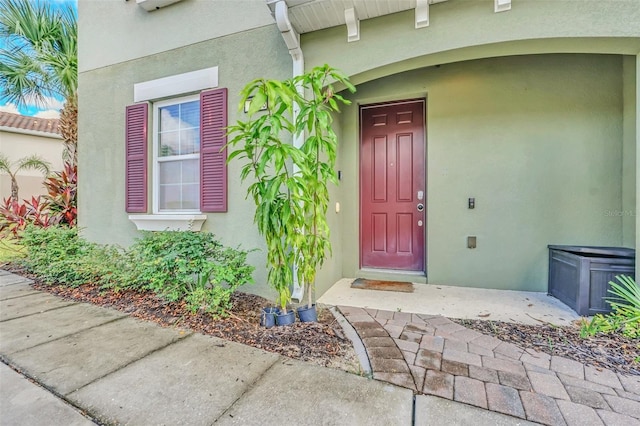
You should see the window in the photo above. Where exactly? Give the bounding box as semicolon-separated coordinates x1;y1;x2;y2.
154;95;200;212
125;88;228;218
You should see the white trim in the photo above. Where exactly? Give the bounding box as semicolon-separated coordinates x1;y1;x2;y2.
128;214;207;231
152;94;201;214
415;0;429;29
495;0;511;13
134;67;218;102
345;8;360;42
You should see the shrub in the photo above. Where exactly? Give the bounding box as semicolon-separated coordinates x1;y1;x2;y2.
20;225;126;287
21;225;91;286
42;162;77;227
0;196;60;237
126;231;254;316
580;275;640;339
19;226;254;317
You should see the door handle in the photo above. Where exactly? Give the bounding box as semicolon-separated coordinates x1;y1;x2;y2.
417;203;424;212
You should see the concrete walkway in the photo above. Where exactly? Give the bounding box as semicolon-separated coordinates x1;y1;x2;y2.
1;270;532;426
338;306;640;426
2;270;639;425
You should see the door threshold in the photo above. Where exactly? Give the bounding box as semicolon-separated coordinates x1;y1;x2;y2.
357;268;427;284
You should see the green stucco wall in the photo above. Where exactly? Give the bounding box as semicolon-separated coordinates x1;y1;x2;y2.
78;0;276;72
78;0;639;298
336;54;627;292
623;56;637;248
302;0;640;88
78;25;292;298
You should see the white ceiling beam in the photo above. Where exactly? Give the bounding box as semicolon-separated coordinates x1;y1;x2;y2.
495;0;512;13
345;7;360;42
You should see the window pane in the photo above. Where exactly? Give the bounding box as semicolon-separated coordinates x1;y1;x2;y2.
158;158;200;211
159;185;181;210
182;183;200;210
156;98;201;211
181;101;200;128
182;159;199;183
180;129;200;155
159;132;179;157
159;161;181;184
159;104;179;131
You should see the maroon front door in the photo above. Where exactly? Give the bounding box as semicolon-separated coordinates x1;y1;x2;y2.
360;100;425;271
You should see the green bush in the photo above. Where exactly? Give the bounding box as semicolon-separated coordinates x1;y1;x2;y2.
580;275;640;339
20;227;254;318
21;225;127;287
126;231;254;316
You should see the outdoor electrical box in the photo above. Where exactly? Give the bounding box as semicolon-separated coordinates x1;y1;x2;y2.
548;245;635;316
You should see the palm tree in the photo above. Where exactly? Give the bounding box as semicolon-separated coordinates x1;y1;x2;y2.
0;153;51;201
0;0;77;166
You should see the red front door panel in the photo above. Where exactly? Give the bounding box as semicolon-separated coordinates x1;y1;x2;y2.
360;100;425;271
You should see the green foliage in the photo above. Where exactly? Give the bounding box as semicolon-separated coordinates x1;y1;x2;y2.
0;234;24;264
19;226;253;318
579;275;640;339
0;162;77;238
126;231;254;316
227;64;355;311
21;225;102;286
0;0;77;106
0;153;51;201
43;162;77;227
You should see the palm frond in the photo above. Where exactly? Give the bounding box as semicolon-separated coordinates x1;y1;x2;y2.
0;0;77;106
16;155;51;175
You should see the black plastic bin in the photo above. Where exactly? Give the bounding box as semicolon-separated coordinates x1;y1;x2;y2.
548;245;635;316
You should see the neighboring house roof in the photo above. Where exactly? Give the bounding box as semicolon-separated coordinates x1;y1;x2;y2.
0;111;61;138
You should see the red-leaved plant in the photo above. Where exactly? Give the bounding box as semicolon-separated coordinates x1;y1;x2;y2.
0;197;60;237
0;162;77;237
43;162;77;227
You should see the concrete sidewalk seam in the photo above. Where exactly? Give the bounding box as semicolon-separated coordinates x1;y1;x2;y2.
212;354;283;423
1;360;100;425
2;313;126;355
66;330;195;397
0;300;79;323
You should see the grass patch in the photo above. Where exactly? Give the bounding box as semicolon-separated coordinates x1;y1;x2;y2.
0;235;25;264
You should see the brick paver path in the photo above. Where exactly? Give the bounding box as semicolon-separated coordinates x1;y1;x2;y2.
339;306;640;426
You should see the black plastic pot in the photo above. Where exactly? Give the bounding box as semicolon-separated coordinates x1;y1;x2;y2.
276;310;296;326
260;307;280;328
297;304;317;322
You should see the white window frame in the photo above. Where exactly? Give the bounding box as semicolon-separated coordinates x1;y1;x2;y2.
152;93;201;214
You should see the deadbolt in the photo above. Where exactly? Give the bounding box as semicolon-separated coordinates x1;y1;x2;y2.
417;203;424;212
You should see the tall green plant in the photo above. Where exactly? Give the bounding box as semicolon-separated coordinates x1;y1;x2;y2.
227;64;354;312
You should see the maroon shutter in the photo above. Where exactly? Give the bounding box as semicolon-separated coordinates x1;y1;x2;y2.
125;103;148;213
200;88;228;212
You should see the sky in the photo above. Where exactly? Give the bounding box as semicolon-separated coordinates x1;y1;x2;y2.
0;0;78;119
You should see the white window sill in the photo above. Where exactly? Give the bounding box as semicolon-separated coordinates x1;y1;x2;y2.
128;214;207;231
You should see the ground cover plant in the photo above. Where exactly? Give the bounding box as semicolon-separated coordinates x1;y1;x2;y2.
4;226;360;371
1;226;637;376
579;275;640;339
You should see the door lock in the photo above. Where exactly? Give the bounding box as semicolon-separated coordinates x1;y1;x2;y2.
417;203;424;212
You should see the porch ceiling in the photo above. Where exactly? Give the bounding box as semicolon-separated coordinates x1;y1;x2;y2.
266;0;449;35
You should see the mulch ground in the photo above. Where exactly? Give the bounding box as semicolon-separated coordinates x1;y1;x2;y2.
4;265;358;371
453;318;640;376
4;264;638;377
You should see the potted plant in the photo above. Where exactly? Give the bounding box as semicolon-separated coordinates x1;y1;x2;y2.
227;64;354;325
